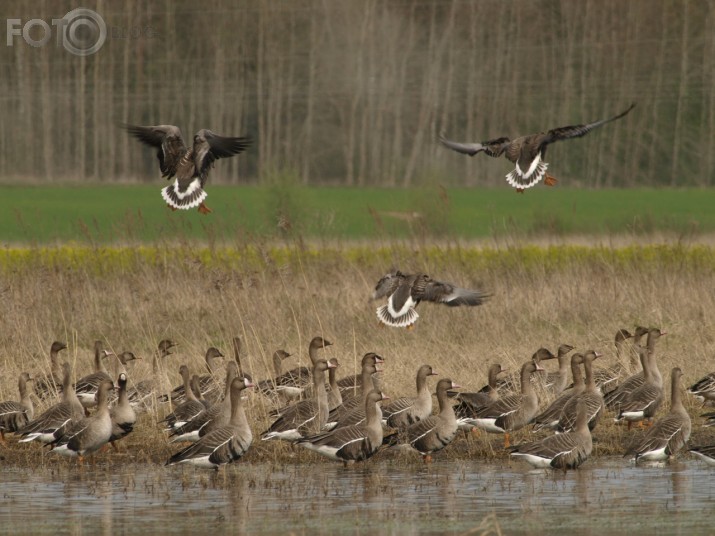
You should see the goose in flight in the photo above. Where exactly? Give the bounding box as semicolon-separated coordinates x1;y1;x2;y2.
124;124;252;213
439;104;635;192
372;270;490;328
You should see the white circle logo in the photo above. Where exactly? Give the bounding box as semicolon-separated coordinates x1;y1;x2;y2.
59;8;106;56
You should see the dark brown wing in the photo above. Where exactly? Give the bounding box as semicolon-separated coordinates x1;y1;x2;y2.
417;278;490;307
193;129;252;181
123;124;187;179
372;271;406;300
439;133;510;158
544;104;635;145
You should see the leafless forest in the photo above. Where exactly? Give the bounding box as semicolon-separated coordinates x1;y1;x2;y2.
2;0;713;187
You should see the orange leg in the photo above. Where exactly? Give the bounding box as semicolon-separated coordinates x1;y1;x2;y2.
544;174;558;186
423;454;433;464
515;188;525;194
198;202;213;215
406;324;415;331
503;433;511;449
167;204;177;211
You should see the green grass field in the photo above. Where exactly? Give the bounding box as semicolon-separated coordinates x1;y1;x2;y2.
1;184;714;243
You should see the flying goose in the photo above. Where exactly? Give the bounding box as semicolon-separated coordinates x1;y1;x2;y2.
297;390;389;466
382;364;438;429
51;379;115;461
127;339;175;411
532;353;585;432
17;362;85;445
159;365;208;431
454;363;505;431
34;341;67;400
625;368;691;463
0;372;34;442
109;372;137;449
159;347;223;404
165;376;254;469
439;104;635;192
557;351;604;433
372;270;490;328
469;360;545;447
688;444;715;466
123;124;252;214
403;378;461;462
261;359;336;441
511;399;593;471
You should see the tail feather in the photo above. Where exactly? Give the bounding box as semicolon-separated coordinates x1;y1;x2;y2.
505;161;548;190
161;181;207;210
376;304;419;328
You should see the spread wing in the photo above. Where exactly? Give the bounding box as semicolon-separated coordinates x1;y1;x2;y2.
439;134;510;158
372;271;406;300
544;104;635;144
123;124;187;179
193;129;252;180
418;279;490;307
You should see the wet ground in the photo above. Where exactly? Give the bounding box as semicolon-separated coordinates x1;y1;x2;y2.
1;457;713;535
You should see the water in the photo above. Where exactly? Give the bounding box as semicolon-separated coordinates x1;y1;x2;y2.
1;458;713;535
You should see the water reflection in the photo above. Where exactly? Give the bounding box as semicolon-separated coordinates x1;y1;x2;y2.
1;458;713;535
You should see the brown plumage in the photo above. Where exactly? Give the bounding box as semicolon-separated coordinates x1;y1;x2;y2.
439;104;635;192
34;341;67;400
0;372;34;441
123;124;252;214
557;351;604;433
454;363;504;430
532;353;585;432
382;364;438;429
160;347;223;404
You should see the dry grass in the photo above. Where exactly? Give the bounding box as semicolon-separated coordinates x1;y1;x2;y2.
1;239;715;466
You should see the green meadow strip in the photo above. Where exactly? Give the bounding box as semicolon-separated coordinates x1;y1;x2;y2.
1;244;714;274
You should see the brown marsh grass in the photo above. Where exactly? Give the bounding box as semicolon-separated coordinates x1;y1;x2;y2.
1;240;715;466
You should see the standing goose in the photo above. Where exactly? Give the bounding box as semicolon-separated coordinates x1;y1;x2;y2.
74;341;114;411
626;368;691;462
382;365;438;429
403;378;461;462
51;379;115;461
261;360;336;441
336;351;383;397
604;327;659;410
543;344;575;395
454;363;505;431
688;445;715;466
124;124;252;214
438;104;635;192
557;351;604;433
687;371;715;407
0;372;34;442
166;376;254;469
488;348;557;395
109;373;137;450
325;354;383;429
326;358;343;412
532;353;585;433
168;361;239;443
470;361;545;447
255;349;299;400
159;347;223;404
34;341;67;400
511;399;593;471
614;329;666;428
18;362;85;445
159;365;207;431
592;329;636;390
297;390;389;466
127;339;175;411
372;271;490;329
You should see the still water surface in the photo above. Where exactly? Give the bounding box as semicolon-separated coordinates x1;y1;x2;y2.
1;457;713;535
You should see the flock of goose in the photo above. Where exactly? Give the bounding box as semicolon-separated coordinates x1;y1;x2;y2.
1;323;715;472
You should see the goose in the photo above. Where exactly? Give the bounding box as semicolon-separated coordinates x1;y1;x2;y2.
382;365;438;429
123;124;252;214
34;341;67;400
159;365;207;431
687;371;715;407
0;372;34;442
510;399;592;471
326;358;343;411
487;348;556;394
454;363;504;431
592;329;636;390
109;372;137;450
261;359;336;441
165;376;254;469
604;327;659;410
335;351;383;397
372;270;490;329
403;378;461;462
17;362;85;445
160;347;223;404
702;411;715;427
51;379;115;461
127;339;175;411
168;361;239;443
438;104;635;192
256;349;298;400
74;341;114;411
557;351;604;433
297;390;389;466
543;344;575;395
688;445;715;466
625;368;691;462
469;360;545;447
614;329;666;428
325;354;382;430
532;353;585;432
